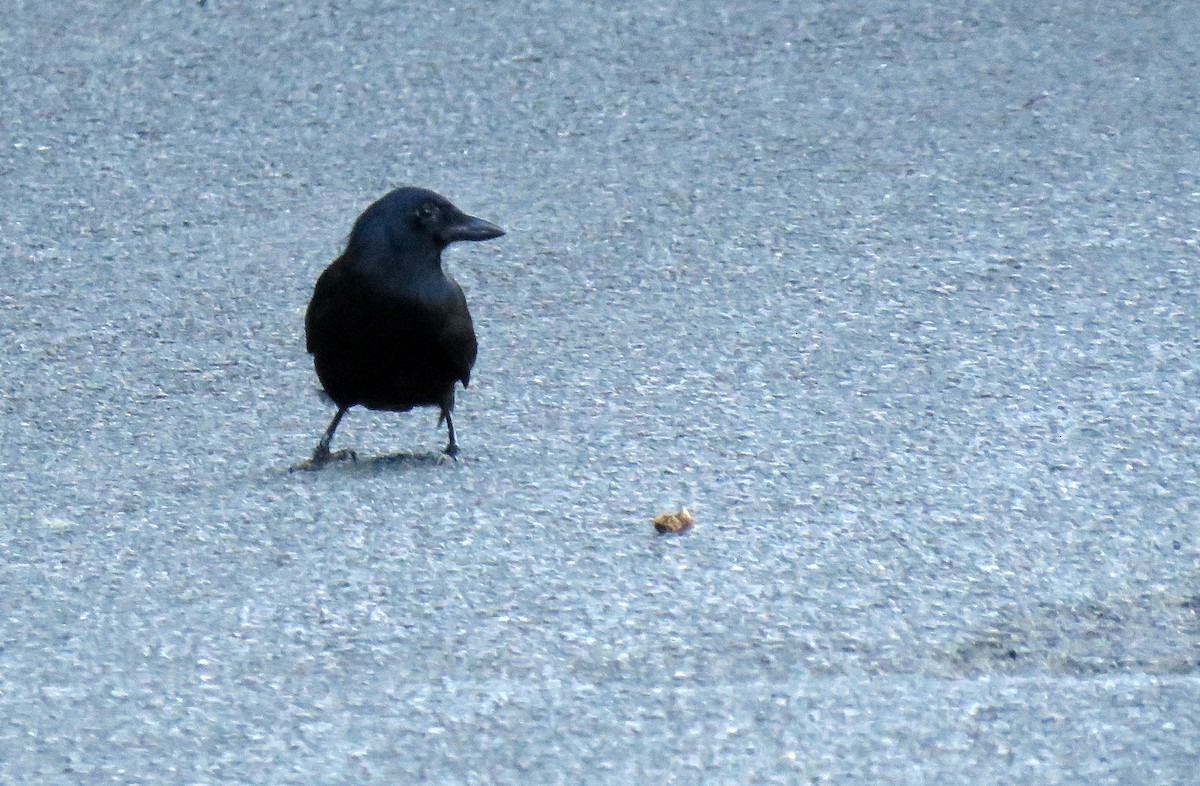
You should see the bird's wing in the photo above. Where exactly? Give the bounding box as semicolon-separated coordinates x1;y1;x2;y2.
439;279;478;387
304;261;352;355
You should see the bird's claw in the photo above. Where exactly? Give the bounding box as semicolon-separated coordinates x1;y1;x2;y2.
291;447;358;472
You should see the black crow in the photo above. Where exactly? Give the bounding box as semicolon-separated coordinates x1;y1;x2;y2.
303;187;504;466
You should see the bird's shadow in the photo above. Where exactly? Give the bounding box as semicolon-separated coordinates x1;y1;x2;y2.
288;449;457;474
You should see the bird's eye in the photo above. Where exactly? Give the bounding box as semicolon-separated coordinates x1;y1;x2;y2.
417;203;438;222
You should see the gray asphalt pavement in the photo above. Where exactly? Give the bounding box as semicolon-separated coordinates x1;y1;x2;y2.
3;1;1199;783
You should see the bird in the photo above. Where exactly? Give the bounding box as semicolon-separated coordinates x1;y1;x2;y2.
302;187;504;466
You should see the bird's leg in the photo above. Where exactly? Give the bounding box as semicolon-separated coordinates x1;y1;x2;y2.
309;406;353;466
441;408;460;459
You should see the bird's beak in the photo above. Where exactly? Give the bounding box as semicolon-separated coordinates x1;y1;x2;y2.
444;213;505;243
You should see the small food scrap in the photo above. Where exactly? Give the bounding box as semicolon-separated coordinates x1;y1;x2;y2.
653;508;694;534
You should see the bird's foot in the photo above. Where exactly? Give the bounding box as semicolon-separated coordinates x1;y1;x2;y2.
439;442;460;463
290;446;358;472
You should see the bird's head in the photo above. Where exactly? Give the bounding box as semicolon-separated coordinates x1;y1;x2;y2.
363;187;504;253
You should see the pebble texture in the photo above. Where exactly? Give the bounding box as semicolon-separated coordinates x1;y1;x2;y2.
2;1;1198;783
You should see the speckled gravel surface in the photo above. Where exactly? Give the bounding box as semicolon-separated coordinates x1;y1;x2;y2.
2;1;1199;783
